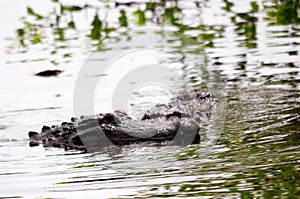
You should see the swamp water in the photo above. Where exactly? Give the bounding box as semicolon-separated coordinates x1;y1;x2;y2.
0;0;299;198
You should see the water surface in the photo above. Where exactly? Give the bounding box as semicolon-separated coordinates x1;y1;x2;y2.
0;0;299;198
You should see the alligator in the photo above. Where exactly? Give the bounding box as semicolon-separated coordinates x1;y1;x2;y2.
28;92;214;152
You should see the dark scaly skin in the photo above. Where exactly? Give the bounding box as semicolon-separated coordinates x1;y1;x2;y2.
28;92;214;151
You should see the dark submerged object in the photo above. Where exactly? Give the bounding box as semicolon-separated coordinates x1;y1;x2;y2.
35;69;62;77
29;92;214;151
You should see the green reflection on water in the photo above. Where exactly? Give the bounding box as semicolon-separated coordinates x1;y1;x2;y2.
11;0;225;66
6;0;300;198
265;0;300;25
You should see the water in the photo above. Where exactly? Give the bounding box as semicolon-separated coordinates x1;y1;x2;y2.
1;0;300;198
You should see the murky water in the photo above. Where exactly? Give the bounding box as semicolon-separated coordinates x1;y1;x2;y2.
1;0;299;198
